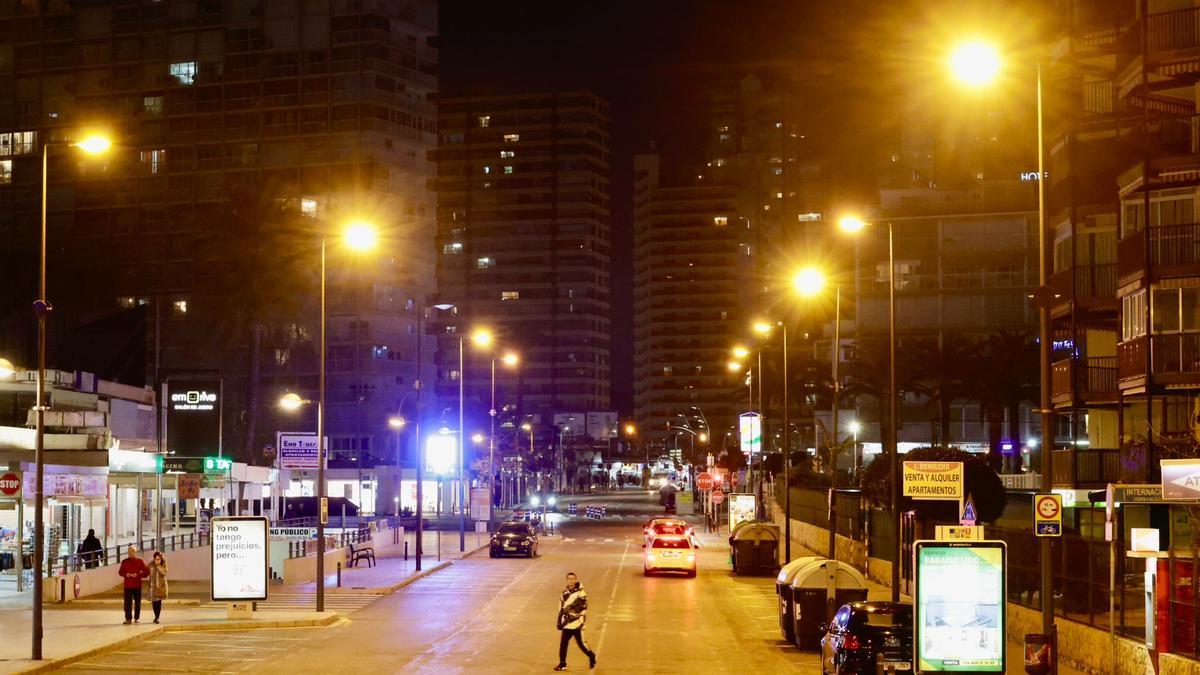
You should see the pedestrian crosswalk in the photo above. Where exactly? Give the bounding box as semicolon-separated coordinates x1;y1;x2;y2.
197;590;383;614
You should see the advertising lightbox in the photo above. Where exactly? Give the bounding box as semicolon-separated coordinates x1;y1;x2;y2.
728;493;756;530
738;412;761;455
210;516;269;602
914;540;1006;673
425;433;458;476
167;379;222;457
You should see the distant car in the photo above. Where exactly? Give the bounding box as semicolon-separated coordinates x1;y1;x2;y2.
643;535;697;577
820;601;913;674
489;522;539;558
642;517;697;547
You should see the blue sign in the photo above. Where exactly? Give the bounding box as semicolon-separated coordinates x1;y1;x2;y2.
1036;522;1061;536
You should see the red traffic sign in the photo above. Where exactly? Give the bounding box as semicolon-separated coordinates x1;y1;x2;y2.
0;472;20;496
695;473;715;491
710;490;726;505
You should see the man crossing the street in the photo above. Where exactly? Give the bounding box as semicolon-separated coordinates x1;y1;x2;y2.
554;572;596;671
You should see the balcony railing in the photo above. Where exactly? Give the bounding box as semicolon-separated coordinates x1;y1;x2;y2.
1049;264;1117;304
1051;448;1120;487
1118;223;1200;279
1120;333;1200;381
1148;6;1200;52
1052;356;1118;402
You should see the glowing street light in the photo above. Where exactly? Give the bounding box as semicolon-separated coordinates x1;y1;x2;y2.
624;423;637;437
752;321;773;335
343;221;378;251
727;361;743;373
732;346;750;359
472;433;485;445
793;267;827;297
388;416;406;430
74;134;113;156
0;358;14;378
521;422;532;432
837;215;867;233
471;328;493;348
501;352;519;366
948;40;1002;88
278;392;304;412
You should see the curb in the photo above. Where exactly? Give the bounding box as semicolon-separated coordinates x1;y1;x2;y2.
460;542;490;559
12;613;340;674
379;560;452;594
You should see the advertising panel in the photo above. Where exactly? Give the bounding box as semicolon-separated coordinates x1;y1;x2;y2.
903;461;964;500
738;412;762;455
728;494;756;530
470;487;492;522
210;516;269;602
914;540;1006;673
167;379;222;457
1161;459;1200;500
277;432;325;470
425;433;458;475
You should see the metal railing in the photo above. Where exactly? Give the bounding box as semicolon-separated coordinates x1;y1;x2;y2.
55;531;210;575
1052;356;1117;400
1051;448;1121;487
1148;6;1200;52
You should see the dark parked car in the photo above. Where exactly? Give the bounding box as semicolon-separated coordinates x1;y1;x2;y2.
489;522;539;558
820;601;913;674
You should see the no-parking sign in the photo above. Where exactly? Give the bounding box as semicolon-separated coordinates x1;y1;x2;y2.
1034;493;1062;537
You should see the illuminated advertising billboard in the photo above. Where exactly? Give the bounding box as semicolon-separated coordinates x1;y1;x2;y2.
738;412;761;455
167;379;222;456
914;540;1006;673
425;432;458;475
210;516;269;602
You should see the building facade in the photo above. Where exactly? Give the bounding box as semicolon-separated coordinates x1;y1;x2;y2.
432;91;612;442
0;0;440;468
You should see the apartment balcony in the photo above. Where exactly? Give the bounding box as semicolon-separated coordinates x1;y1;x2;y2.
1051;356;1118;407
1118;222;1200;282
1051;448;1120;488
1049;263;1118;315
1118;333;1200;387
1118;8;1200;96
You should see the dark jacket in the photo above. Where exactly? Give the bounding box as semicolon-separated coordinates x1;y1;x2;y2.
557;582;588;630
118;557;149;590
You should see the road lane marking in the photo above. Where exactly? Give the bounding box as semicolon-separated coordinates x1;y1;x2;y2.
593;539;630;655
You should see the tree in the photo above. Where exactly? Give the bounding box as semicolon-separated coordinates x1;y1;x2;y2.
909;333;976;447
970;331;1038;471
859;446;1007;522
194;183;316;464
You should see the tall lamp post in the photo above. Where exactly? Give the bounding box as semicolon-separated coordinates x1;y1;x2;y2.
948;38;1055;654
753;320;788;560
488;351;518;505
30;133;112;660
837;215;898;599
278;219;377;613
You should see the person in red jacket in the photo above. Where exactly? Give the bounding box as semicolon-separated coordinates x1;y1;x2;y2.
117;545;150;624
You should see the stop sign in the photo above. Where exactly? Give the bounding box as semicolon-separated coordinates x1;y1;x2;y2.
0;472;20;496
710;489;725;505
695;473;714;491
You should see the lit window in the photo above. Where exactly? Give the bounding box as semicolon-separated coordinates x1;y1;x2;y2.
713;158;726;167
442;242;463;254
483;166;491;174
170;61;197;85
501;291;519;301
143;96;163;116
718;125;729;133
713;216;728;226
767;156;781;164
720;311;728;320
478;115;490;127
772;167;783;175
503;165;513;174
173;299;187;314
372;345;390;359
275;348;290;366
140;149;166;174
663;366;673;376
0;160;10;184
0;131;35;157
449;369;461;381
719;133;730;143
117;297;136;308
775;122;783;128
503;133;520;142
476;257;494;269
797;213;822;222
775;192;783;199
499;150;515;158
300;198;319;217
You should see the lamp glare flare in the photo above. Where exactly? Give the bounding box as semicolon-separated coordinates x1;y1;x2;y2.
949;40;1002;87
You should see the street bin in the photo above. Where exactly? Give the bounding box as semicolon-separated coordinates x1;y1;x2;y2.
789;559;869;650
729;522;780;575
777;556;824;644
1023;633;1052;675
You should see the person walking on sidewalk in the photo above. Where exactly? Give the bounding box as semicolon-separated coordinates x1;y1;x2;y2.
117;545;149;624
554;572;596;671
148;551;169;624
77;529;104;568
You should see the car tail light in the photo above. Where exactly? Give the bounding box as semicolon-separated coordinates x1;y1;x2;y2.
843;634;862;650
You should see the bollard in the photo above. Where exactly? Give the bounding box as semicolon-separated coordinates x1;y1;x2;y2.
404;541;409;561
337;562;342;588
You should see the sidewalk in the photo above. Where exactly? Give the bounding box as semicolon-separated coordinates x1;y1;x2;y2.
0;536;486;674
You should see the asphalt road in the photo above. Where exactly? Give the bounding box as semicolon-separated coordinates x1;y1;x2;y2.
59;491;820;673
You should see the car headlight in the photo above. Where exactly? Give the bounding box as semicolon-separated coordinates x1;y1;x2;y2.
531;496;541;507
548;496;557;506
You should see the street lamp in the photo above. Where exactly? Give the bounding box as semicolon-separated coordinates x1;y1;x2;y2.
30;131;113;660
488;350;518;508
454;328;493;552
753;319;789;559
279;220;378;613
0;358;15;378
947;37;1055;655
847;420;862;474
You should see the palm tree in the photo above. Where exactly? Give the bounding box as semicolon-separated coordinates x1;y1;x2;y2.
193;183;316;464
909;333;976;448
970;331;1038;470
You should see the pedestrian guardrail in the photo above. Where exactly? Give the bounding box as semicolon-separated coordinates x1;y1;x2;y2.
57;531;211;575
584;505;606;520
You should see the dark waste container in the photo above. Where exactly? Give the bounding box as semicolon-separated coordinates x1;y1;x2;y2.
776;557;823;645
1023;633;1052;675
728;522;779;575
789;560;870;650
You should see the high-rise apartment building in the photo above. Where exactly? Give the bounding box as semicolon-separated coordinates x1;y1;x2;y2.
0;0;440;466
432;91;612;430
632;153;752;448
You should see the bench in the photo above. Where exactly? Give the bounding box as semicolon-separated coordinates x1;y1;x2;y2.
348;542;375;568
